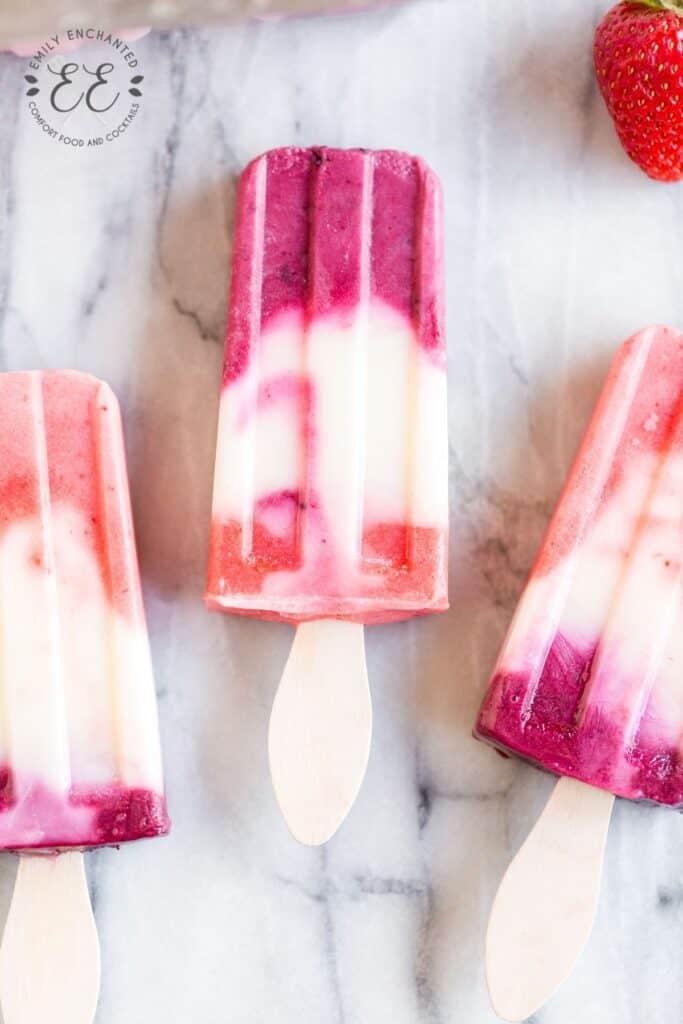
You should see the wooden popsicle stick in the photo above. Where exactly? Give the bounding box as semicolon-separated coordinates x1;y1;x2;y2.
486;776;614;1022
269;619;372;846
0;851;100;1024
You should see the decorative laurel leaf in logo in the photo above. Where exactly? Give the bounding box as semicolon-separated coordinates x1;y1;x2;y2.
128;74;144;97
24;74;39;96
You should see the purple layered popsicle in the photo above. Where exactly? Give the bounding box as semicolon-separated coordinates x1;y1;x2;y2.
476;326;683;807
206;146;449;624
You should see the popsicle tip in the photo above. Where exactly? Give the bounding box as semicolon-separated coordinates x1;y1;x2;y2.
483;779;614;1021
484;883;543;1023
240;145;441;184
269;709;371;848
279;809;347;848
484;941;541;1023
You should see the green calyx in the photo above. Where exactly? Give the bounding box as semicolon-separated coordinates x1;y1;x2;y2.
626;0;683;12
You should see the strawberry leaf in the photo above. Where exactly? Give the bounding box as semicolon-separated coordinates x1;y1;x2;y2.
627;0;683;10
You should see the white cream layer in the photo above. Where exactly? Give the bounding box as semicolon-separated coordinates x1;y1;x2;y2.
0;504;164;795
498;450;683;751
211;302;448;581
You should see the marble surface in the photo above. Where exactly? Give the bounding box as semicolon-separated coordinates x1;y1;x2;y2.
1;1;683;1021
0;0;407;49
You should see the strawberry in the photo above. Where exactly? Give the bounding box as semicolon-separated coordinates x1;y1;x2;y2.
594;0;683;181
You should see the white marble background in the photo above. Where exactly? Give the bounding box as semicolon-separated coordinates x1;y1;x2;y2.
1;1;683;1021
0;0;395;46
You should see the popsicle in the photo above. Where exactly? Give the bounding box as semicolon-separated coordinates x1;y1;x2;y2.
206;146;448;842
475;325;683;1020
0;370;169;1024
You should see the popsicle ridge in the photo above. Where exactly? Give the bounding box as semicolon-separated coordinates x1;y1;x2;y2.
476;326;683;807
207;146;449;624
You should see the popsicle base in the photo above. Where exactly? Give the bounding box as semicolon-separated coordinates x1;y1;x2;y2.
205;596;445;626
205;521;448;625
476;673;683;809
0;773;169;851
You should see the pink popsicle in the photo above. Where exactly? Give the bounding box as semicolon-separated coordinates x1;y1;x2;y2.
0;371;168;850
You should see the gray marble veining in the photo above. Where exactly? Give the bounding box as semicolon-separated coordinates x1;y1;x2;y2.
1;1;683;1022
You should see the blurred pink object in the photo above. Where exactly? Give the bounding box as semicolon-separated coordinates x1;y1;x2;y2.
7;27;149;57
